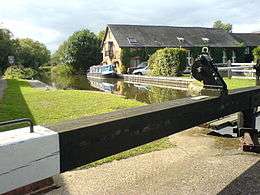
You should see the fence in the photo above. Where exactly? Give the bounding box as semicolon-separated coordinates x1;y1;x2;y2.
217;62;256;79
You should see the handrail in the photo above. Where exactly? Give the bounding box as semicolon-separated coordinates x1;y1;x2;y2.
0;118;34;133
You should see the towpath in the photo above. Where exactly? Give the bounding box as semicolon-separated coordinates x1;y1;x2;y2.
48;127;260;195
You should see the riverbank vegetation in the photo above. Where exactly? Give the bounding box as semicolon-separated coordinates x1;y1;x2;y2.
51;64;75;76
4;66;37;79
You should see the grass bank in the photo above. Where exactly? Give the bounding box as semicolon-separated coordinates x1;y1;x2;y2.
224;78;256;90
0;79;174;166
192;78;256;90
0;79;145;126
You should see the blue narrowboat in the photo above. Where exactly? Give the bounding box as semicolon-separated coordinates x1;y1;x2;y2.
88;64;117;78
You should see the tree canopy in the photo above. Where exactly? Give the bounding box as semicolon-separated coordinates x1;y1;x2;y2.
213;20;232;32
97;29;105;41
16;38;50;68
0;28;16;72
53;29;102;72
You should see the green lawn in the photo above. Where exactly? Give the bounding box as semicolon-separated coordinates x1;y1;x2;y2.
224;78;256;90
0;79;174;167
192;78;256;90
0;79;145;125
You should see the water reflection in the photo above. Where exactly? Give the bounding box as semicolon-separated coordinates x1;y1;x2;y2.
38;73;189;104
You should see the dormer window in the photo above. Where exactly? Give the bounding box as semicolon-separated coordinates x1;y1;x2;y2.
127;37;138;45
177;37;184;42
202;37;209;43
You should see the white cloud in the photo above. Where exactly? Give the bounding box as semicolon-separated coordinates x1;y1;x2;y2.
233;23;260;33
2;19;62;51
0;0;260;51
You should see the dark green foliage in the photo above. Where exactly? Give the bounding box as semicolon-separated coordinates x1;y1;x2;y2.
0;28;17;72
16;38;50;68
53;29;102;73
234;47;246;62
253;46;260;60
51;64;74;76
4;66;37;79
210;47;224;63
149;48;187;76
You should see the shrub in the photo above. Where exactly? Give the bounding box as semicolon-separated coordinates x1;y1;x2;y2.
253;46;260;61
148;48;187;77
4;66;37;79
51;64;74;76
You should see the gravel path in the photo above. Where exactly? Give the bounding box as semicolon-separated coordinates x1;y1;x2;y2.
0;79;6;100
47;127;260;195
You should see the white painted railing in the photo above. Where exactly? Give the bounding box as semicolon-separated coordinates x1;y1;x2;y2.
216;62;256;79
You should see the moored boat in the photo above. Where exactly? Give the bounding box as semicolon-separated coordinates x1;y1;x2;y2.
87;64;117;78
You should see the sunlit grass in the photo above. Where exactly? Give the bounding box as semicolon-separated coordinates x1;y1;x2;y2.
224;78;256;90
0;79;144;126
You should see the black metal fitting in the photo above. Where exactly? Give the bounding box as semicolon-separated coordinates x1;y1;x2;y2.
0;118;34;133
191;49;228;95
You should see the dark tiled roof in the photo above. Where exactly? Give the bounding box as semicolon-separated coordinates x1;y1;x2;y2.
231;33;260;47
107;24;241;48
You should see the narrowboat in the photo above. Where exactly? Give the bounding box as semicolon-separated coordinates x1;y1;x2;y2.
88;64;117;78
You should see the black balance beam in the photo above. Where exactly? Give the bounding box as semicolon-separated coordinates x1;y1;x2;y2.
47;87;260;172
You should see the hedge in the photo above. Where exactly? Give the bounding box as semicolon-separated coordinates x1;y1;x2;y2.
148;48;187;77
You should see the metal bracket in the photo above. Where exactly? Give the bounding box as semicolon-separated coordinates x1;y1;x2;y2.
240;128;260;153
0;118;34;133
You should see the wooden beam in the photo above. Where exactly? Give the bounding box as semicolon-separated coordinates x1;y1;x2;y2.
47;87;260;172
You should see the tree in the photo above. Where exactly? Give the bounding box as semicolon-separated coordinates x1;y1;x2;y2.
16;38;50;68
54;29;102;72
0;27;16;72
213;20;232;32
97;29;105;41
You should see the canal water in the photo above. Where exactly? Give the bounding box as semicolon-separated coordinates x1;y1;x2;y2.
38;72;190;104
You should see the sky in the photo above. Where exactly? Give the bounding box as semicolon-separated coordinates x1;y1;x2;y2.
0;0;259;52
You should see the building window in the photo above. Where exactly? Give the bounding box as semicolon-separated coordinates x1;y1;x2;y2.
232;50;236;63
127;37;138;45
177;37;184;48
104;41;114;58
130;57;141;67
222;50;227;64
245;47;250;55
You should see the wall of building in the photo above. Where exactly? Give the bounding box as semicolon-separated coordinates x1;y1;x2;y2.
102;28;122;69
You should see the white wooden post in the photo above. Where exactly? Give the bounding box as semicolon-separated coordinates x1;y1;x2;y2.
227;60;232;79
